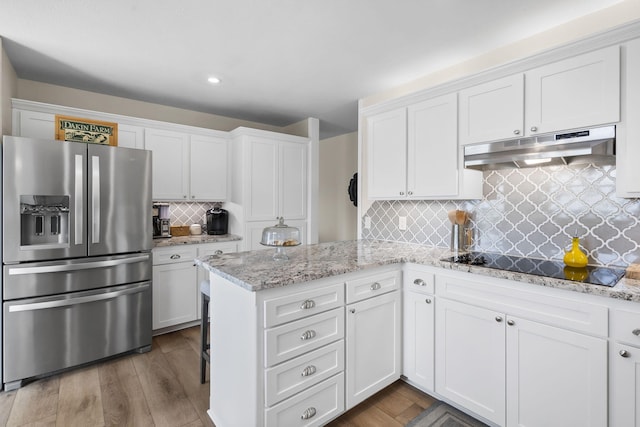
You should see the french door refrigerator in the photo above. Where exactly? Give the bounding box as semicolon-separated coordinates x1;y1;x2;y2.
1;135;153;391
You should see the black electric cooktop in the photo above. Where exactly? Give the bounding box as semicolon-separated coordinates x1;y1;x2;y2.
441;251;626;287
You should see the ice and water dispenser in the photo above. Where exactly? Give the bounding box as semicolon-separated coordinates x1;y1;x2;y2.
20;195;70;247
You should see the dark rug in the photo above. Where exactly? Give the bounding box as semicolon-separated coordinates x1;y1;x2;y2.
407;401;489;427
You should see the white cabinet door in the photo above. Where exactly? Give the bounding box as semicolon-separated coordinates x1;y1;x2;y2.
145;128;189;200
459;74;524;145
407;93;458;198
366;108;407;199
525;45;620;136
118;124;144;149
402;291;434;392
279;141;307;220
152;262;197;330
245;137;279;221
505;316;607;427
611;342;640;427
190;134;229;201
14;110;55;139
346;291;401;409
435;298;505;426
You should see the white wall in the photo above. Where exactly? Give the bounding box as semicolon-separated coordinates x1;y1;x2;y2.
1;39;18;136
319;132;358;242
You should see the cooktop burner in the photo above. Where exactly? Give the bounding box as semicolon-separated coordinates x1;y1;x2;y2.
441;251;626;287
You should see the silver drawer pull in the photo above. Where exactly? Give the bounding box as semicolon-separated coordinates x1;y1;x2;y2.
300;330;316;341
301;365;317;377
633;329;640;336
620;349;631;358
300;299;316;310
214;250;223;255
425;298;432;304
170;254;181;260
301;407;317;420
370;282;381;291
413;278;426;287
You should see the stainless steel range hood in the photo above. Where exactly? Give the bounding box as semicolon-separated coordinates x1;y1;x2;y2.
464;126;615;170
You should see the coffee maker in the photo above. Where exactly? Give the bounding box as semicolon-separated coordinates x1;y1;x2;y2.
206;207;229;235
152;203;171;238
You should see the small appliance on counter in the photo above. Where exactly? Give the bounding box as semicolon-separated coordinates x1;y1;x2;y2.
206;207;228;235
152;203;171;238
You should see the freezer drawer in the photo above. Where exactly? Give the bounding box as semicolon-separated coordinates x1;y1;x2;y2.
3;253;151;300
3;282;151;386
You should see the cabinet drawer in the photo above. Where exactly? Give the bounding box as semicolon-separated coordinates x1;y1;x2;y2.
265;373;344;427
265;340;344;406
197;242;238;256
611;308;640;345
404;267;434;294
264;282;344;328
346;270;401;304
152;246;198;265
265;308;344;367
435;272;608;337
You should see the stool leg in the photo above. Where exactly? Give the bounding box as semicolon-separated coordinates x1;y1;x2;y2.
200;294;209;384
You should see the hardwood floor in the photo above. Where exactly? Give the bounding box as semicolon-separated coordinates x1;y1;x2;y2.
0;327;435;426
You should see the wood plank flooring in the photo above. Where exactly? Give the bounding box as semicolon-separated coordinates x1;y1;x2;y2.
0;326;435;427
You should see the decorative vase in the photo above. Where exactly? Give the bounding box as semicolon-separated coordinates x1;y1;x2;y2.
563;237;588;268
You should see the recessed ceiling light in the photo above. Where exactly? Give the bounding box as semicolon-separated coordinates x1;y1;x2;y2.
207;76;221;84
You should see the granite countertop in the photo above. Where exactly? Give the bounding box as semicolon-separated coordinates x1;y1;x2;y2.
195;240;640;302
153;233;242;248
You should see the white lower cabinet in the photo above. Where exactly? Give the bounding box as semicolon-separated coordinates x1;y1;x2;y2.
346;290;401;409
153;242;237;331
435;283;607;427
611;342;640;427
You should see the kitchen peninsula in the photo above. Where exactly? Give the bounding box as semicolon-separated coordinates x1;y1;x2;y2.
196;240;640;427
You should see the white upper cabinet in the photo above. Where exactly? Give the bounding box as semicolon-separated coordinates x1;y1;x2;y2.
190;134;229;201
459;46;620;146
145;128;229;201
366;108;407;199
407;93;459;198
525;45;620;136
145;128;190;201
366;94;481;200
117;124;144;149
459;74;524;145
12;110;56;139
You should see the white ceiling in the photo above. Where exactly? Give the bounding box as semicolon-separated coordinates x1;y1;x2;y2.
0;0;625;139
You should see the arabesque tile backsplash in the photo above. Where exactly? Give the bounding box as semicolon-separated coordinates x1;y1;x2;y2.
362;164;640;268
164;202;217;226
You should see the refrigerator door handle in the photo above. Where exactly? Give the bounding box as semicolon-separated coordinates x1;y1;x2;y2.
74;154;83;245
7;254;151;275
91;155;100;244
8;283;150;312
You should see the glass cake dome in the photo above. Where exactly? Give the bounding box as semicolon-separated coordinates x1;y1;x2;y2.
260;217;301;260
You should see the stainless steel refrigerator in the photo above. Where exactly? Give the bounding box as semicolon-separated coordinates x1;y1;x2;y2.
1;135;153;391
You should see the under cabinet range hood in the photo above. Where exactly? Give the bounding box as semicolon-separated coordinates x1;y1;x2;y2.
464;126;616;170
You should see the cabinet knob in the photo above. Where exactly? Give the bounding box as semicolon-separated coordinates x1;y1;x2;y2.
530;126;538;132
170;254;181;259
632;329;640;336
413;278;426;287
495;316;503;322
408;191;413;195
507;319;515;326
370;282;381;291
183;195;187;199
425;298;432;304
620;349;631;358
350;308;356;314
301;365;317;377
513;129;520;135
300;299;316;310
300;330;316;341
192;195;195;199
301;407;317;420
214;250;223;255
399;191;405;196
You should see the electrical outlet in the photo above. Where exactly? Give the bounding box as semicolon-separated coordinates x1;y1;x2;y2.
399;216;407;231
364;216;371;229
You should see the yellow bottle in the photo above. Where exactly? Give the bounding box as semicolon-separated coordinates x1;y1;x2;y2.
563;237;588;268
